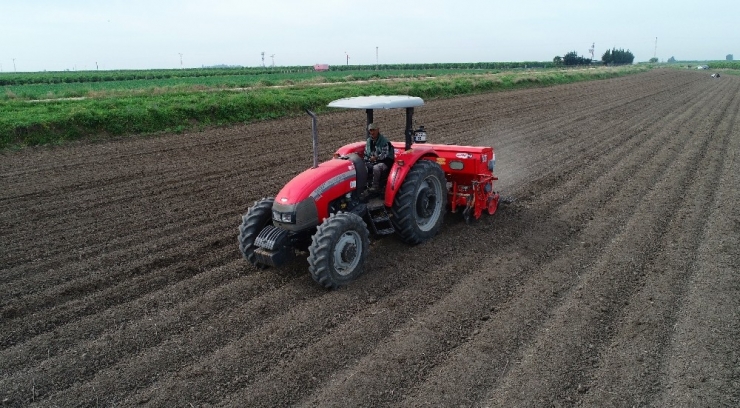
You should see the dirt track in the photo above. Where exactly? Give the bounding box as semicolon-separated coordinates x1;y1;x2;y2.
1;69;738;407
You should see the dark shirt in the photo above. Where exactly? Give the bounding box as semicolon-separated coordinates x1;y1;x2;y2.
364;133;394;165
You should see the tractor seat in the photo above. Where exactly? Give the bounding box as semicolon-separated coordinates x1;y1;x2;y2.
345;153;368;196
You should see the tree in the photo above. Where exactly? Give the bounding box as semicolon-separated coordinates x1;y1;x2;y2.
562;51;592;66
667;56;676;63
601;49;611;65
727;54;734;61
553;56;563;66
649;57;658;63
602;48;635;65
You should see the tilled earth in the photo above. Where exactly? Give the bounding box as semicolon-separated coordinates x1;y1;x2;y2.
1;69;738;407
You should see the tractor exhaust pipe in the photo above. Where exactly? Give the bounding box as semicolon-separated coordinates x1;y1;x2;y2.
306;109;319;169
405;107;414;151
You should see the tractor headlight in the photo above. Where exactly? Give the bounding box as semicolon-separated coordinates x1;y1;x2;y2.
272;210;295;223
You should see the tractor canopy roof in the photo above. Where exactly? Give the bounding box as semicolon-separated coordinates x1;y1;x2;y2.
327;95;424;110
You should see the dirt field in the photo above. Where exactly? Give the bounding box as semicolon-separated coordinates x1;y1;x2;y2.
1;69;738;407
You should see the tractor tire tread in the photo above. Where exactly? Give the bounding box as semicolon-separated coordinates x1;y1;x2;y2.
391;160;447;245
307;212;370;289
238;197;274;269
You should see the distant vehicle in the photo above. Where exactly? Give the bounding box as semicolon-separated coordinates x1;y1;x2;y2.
313;64;330;72
697;65;709;70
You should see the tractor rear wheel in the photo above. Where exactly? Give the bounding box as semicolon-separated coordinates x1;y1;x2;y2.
307;212;370;289
391;159;447;244
238;197;274;269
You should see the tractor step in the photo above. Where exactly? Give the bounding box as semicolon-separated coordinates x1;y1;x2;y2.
371;213;390;223
366;197;385;209
366;200;395;236
374;227;396;235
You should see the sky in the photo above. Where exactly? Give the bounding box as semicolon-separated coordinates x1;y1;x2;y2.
1;0;737;72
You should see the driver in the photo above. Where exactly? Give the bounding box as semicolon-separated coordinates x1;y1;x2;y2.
364;123;394;195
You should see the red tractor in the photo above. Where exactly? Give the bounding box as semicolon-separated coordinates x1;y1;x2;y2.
239;95;499;288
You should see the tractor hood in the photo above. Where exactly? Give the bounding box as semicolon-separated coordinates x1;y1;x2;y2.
272;159;357;231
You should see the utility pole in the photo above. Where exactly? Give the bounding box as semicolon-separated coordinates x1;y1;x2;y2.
261;51;265;67
270;54;275;67
13;58;16;72
654;37;658;60
345;51;349;66
376;46;378;70
178;53;183;68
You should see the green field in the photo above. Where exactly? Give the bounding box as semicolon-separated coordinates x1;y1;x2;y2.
1;68;528;101
0;63;650;149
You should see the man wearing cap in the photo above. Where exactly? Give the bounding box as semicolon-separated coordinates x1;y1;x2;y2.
364;123;394;195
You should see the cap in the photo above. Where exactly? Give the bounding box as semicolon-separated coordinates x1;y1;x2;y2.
367;123;378;130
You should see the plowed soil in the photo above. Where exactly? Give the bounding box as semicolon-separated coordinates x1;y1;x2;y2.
1;69;738;407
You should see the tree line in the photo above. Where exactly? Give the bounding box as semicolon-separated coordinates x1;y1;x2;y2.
553;48;635;66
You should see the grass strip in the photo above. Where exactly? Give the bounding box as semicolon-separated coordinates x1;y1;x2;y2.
0;66;648;149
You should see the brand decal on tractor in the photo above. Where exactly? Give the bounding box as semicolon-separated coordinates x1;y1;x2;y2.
456;152;473;159
309;170;356;200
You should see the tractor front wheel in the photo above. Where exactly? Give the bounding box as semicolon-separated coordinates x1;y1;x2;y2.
307;212;370;289
391;159;447;244
238;197;274;269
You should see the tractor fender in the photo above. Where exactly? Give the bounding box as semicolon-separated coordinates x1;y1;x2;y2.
334;141;366;157
384;144;440;207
